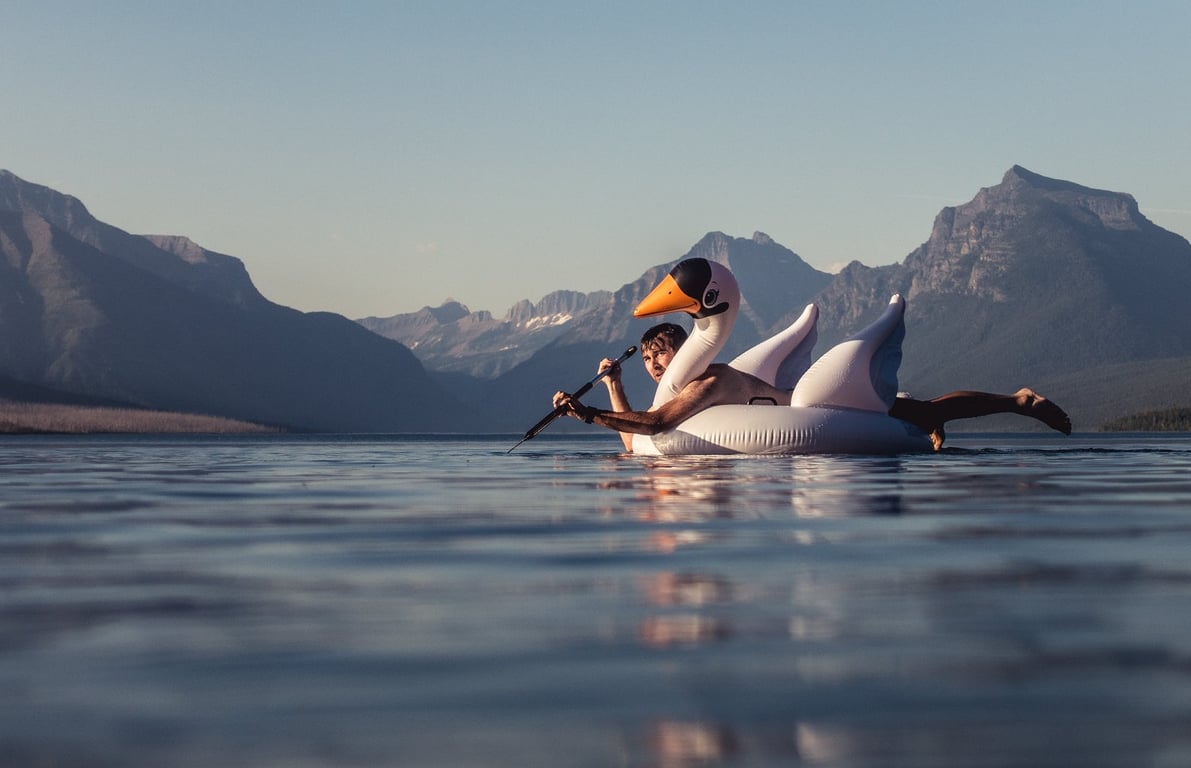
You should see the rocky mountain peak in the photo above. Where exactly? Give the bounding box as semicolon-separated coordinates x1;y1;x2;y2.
503;299;537;324
503;290;611;325
142;235;222;266
990;165;1145;230
0;173;474;432
906;165;1158;302
688;231;734;262
0;170;97;234
2;170;265;308
428;300;470;324
1002;164;1072;190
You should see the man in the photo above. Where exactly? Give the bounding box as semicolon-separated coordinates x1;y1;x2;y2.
554;323;1072;452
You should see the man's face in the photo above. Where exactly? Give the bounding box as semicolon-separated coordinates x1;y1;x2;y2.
641;339;677;383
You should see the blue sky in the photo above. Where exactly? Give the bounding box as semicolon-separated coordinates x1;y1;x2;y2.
4;1;1189;318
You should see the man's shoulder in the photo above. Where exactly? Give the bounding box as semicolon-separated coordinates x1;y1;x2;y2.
693;363;748;385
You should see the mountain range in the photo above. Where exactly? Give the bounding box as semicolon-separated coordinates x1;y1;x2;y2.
2;166;1188;433
0;170;472;432
365;166;1191;433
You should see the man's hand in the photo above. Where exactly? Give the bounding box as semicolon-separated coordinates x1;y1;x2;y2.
552;391;597;423
553;391;582;419
598;358;622;384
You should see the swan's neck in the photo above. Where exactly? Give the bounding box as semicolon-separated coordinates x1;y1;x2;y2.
650;304;737;409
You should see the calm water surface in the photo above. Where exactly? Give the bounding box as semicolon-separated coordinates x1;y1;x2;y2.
2;433;1191;767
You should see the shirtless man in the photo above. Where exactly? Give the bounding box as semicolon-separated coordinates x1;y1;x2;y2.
554;323;1072;452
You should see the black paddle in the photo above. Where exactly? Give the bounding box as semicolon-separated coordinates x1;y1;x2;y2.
507;346;637;453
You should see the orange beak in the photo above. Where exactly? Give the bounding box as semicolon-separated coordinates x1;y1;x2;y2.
633;274;701;318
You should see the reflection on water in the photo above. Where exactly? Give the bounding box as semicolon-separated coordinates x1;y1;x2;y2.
644;720;742;766
610;457;743;521
639;571;735;606
788;456;910;518
638;613;733;648
607;453;917;523
638;720;859;767
637;572;737;647
594;438;1191;766
3;434;1191;767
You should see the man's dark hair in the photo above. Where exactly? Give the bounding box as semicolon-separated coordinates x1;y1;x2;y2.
640;323;688;352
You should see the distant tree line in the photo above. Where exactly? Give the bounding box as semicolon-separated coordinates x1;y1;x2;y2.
1100;407;1191;432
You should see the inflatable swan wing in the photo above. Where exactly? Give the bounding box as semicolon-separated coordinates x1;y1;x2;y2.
792;294;907;413
729;304;819;391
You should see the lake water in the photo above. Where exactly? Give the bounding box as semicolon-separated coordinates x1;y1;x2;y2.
2;432;1191;767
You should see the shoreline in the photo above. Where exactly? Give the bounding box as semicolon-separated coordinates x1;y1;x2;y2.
0;400;279;435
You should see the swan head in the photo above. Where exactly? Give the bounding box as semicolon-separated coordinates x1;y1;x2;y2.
633;258;739;320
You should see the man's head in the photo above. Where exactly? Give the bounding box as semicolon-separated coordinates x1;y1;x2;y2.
639;323;687;383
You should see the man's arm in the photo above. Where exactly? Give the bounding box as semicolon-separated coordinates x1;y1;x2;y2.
558;376;719;436
599;358;635;451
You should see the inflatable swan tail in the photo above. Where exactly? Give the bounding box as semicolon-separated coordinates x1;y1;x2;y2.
728;304;818;389
791;295;906;413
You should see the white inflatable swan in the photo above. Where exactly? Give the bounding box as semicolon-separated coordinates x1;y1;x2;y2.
629;258;932;455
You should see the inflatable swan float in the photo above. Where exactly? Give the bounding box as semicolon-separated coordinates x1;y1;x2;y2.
629;257;933;455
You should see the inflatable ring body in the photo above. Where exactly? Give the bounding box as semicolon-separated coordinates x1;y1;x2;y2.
631;404;933;456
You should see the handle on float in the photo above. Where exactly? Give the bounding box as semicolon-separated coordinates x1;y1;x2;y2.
507;346;637;453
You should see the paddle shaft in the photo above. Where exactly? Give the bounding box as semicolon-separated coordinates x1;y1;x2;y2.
508;346;637;451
